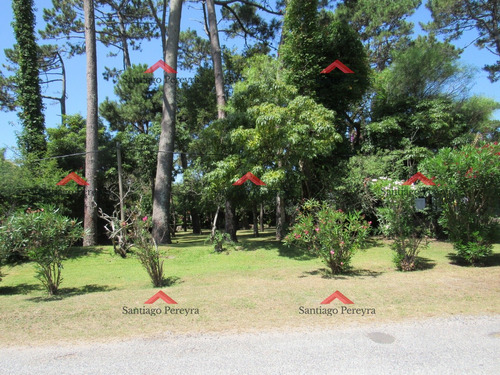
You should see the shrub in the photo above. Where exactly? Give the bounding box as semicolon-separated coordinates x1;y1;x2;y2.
130;215;165;287
454;232;493;265
284;200;370;274
207;230;233;253
0;207;83;295
371;179;431;271
421;142;500;264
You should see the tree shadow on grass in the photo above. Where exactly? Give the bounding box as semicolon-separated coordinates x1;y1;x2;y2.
0;283;44;295
66;246;104;259
229;236;316;261
364;236;386;248
163;276;182;287
299;268;383;279
27;284;116;302
446;252;500;267
415;256;437;271
278;244;316;261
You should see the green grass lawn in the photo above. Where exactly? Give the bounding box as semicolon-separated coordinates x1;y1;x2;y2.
1;229;499;346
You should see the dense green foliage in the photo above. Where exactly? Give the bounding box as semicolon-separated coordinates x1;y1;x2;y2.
421;143;500;264
12;0;46;159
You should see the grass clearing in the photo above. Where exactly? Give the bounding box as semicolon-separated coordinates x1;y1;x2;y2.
1;230;499;347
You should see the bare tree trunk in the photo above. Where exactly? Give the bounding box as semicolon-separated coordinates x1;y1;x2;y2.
205;0;238;242
83;0;99;246
276;191;286;241
58;51;66;121
211;205;220;240
205;0;226;119
225;199;237;242
260;203;264;232
252;203;259;237
152;0;183;244
192;208;201;234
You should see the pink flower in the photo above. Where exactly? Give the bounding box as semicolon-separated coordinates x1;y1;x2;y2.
315;227;319;232
142;216;148;222
368;221;372;225
340;241;345;245
341;262;344;265
330;250;335;255
294;234;301;239
304;230;309;235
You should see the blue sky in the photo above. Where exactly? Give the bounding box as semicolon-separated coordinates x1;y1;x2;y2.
0;0;498;161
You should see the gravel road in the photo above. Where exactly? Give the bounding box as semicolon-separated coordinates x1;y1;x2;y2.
1;315;499;375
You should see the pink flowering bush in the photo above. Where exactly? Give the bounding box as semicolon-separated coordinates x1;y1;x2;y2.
284;200;371;274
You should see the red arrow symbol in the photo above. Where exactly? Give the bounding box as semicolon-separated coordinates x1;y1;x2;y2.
232;172;266;186
144;60;177;74
56;172;89;186
320;291;354;304
320;60;354;74
402;172;436;186
144;290;178;304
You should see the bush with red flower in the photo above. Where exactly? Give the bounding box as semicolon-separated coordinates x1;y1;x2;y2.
284;200;371;274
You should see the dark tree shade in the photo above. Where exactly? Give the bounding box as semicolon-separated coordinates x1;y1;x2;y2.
12;0;46;159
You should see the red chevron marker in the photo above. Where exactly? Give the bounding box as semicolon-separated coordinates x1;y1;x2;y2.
402;172;436;186
144;60;177;74
320;291;354;304
320;60;354;74
56;172;89;186
144;290;178;304
232;172;266;186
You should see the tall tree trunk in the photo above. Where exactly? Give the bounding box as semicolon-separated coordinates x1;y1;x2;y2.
224;199;238;242
83;0;99;246
191;208;201;234
205;0;226;119
252;203;259;237
211;205;220;240
260;203;264;232
152;0;183;244
117;12;131;69
205;0;238;242
58;51;66;122
276;191;286;241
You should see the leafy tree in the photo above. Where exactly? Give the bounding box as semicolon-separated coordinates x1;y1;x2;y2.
100;64;162;134
41;0;158;79
279;1;370;146
0;71;17;112
3;44;68;122
421;143;500;264
215;55;343;239
335;0;421;71
12;0;47;160
424;0;500;82
367;36;497;151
